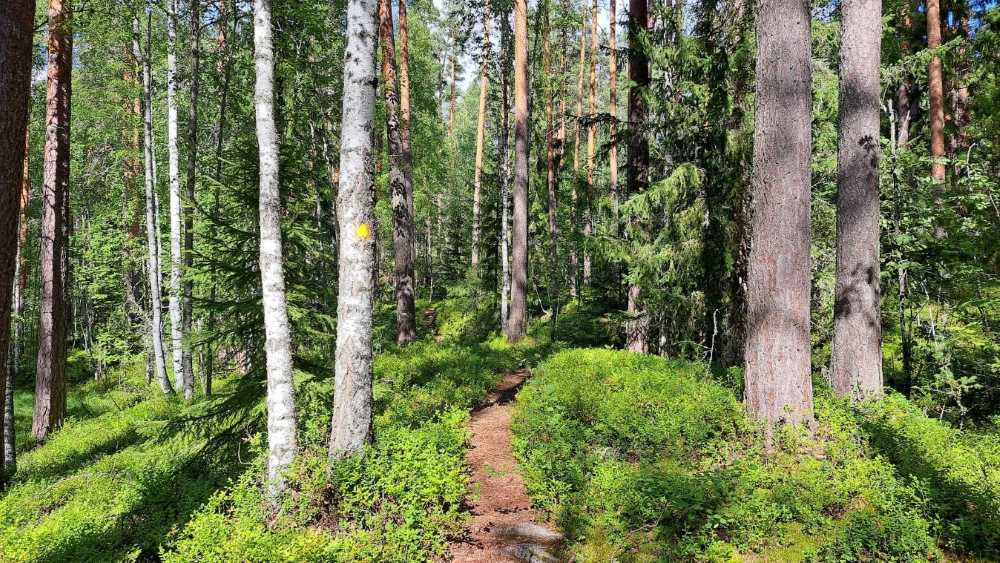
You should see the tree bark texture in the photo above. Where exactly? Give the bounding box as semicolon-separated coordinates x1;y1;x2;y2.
608;0;618;212
926;0;946;184
625;0;649;353
253;0;299;494
34;0;72;442
378;0;417;344
743;0;814;432
166;0;187;390
507;0;530;342
397;0;416;263
330;0;378;459
1;0;36;478
832;0;883;400
471;1;491;272
583;0;598;287
570;27;585;298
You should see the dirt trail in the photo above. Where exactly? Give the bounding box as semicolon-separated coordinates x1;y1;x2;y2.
448;369;563;563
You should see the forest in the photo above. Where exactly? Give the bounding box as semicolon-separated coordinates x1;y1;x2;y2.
0;0;999;559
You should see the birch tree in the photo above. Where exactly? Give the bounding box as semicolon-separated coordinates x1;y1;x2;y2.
253;0;298;495
166;0;189;394
330;0;378;458
132;13;172;394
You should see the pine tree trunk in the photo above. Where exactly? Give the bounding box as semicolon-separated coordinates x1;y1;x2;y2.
498;20;512;334
182;0;202;400
447;55;458;137
166;0;188;392
570;27;585;298
832;0;882;399
253;0;298;494
378;0;417;344
7;122;32;474
1;0;35;480
507;0;530;342
330;0;378;459
744;0;814;434
397;0;416;271
544;5;562;312
583;0;598;287
471;1;491;272
927;0;946;185
625;0;649;353
34;0;73;442
608;0;618;215
133;14;172;394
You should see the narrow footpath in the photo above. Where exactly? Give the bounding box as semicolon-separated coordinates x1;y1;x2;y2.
447;369;564;563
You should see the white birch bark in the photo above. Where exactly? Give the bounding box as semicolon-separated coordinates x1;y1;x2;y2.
166;0;186;390
133;14;172;394
329;0;378;459
253;0;298;496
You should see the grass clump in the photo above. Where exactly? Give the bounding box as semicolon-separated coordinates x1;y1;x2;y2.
512;349;937;562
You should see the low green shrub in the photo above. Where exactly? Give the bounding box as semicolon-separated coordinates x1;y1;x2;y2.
861;393;1000;556
161;299;553;562
513;349;937;562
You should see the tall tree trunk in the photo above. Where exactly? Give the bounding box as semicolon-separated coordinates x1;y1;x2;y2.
447;54;458;137
182;0;202;400
34;0;72;442
625;0;649;353
927;0;946;184
397;0;416;270
330;0;378;459
507;0;530;342
832;0;882;399
166;0;188;392
608;0;618;214
1;0;36;481
253;0;298;495
206;0;233;396
471;1;491;272
744;0;813;434
133;14;172;394
499;17;512;334
378;0;417;344
544;4;561;312
895;1;913;149
7;120;32;475
570;27;585;298
583;0;598;287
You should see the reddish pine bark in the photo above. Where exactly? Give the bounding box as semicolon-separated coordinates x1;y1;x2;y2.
35;0;73;442
1;0;37;479
927;0;946;184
